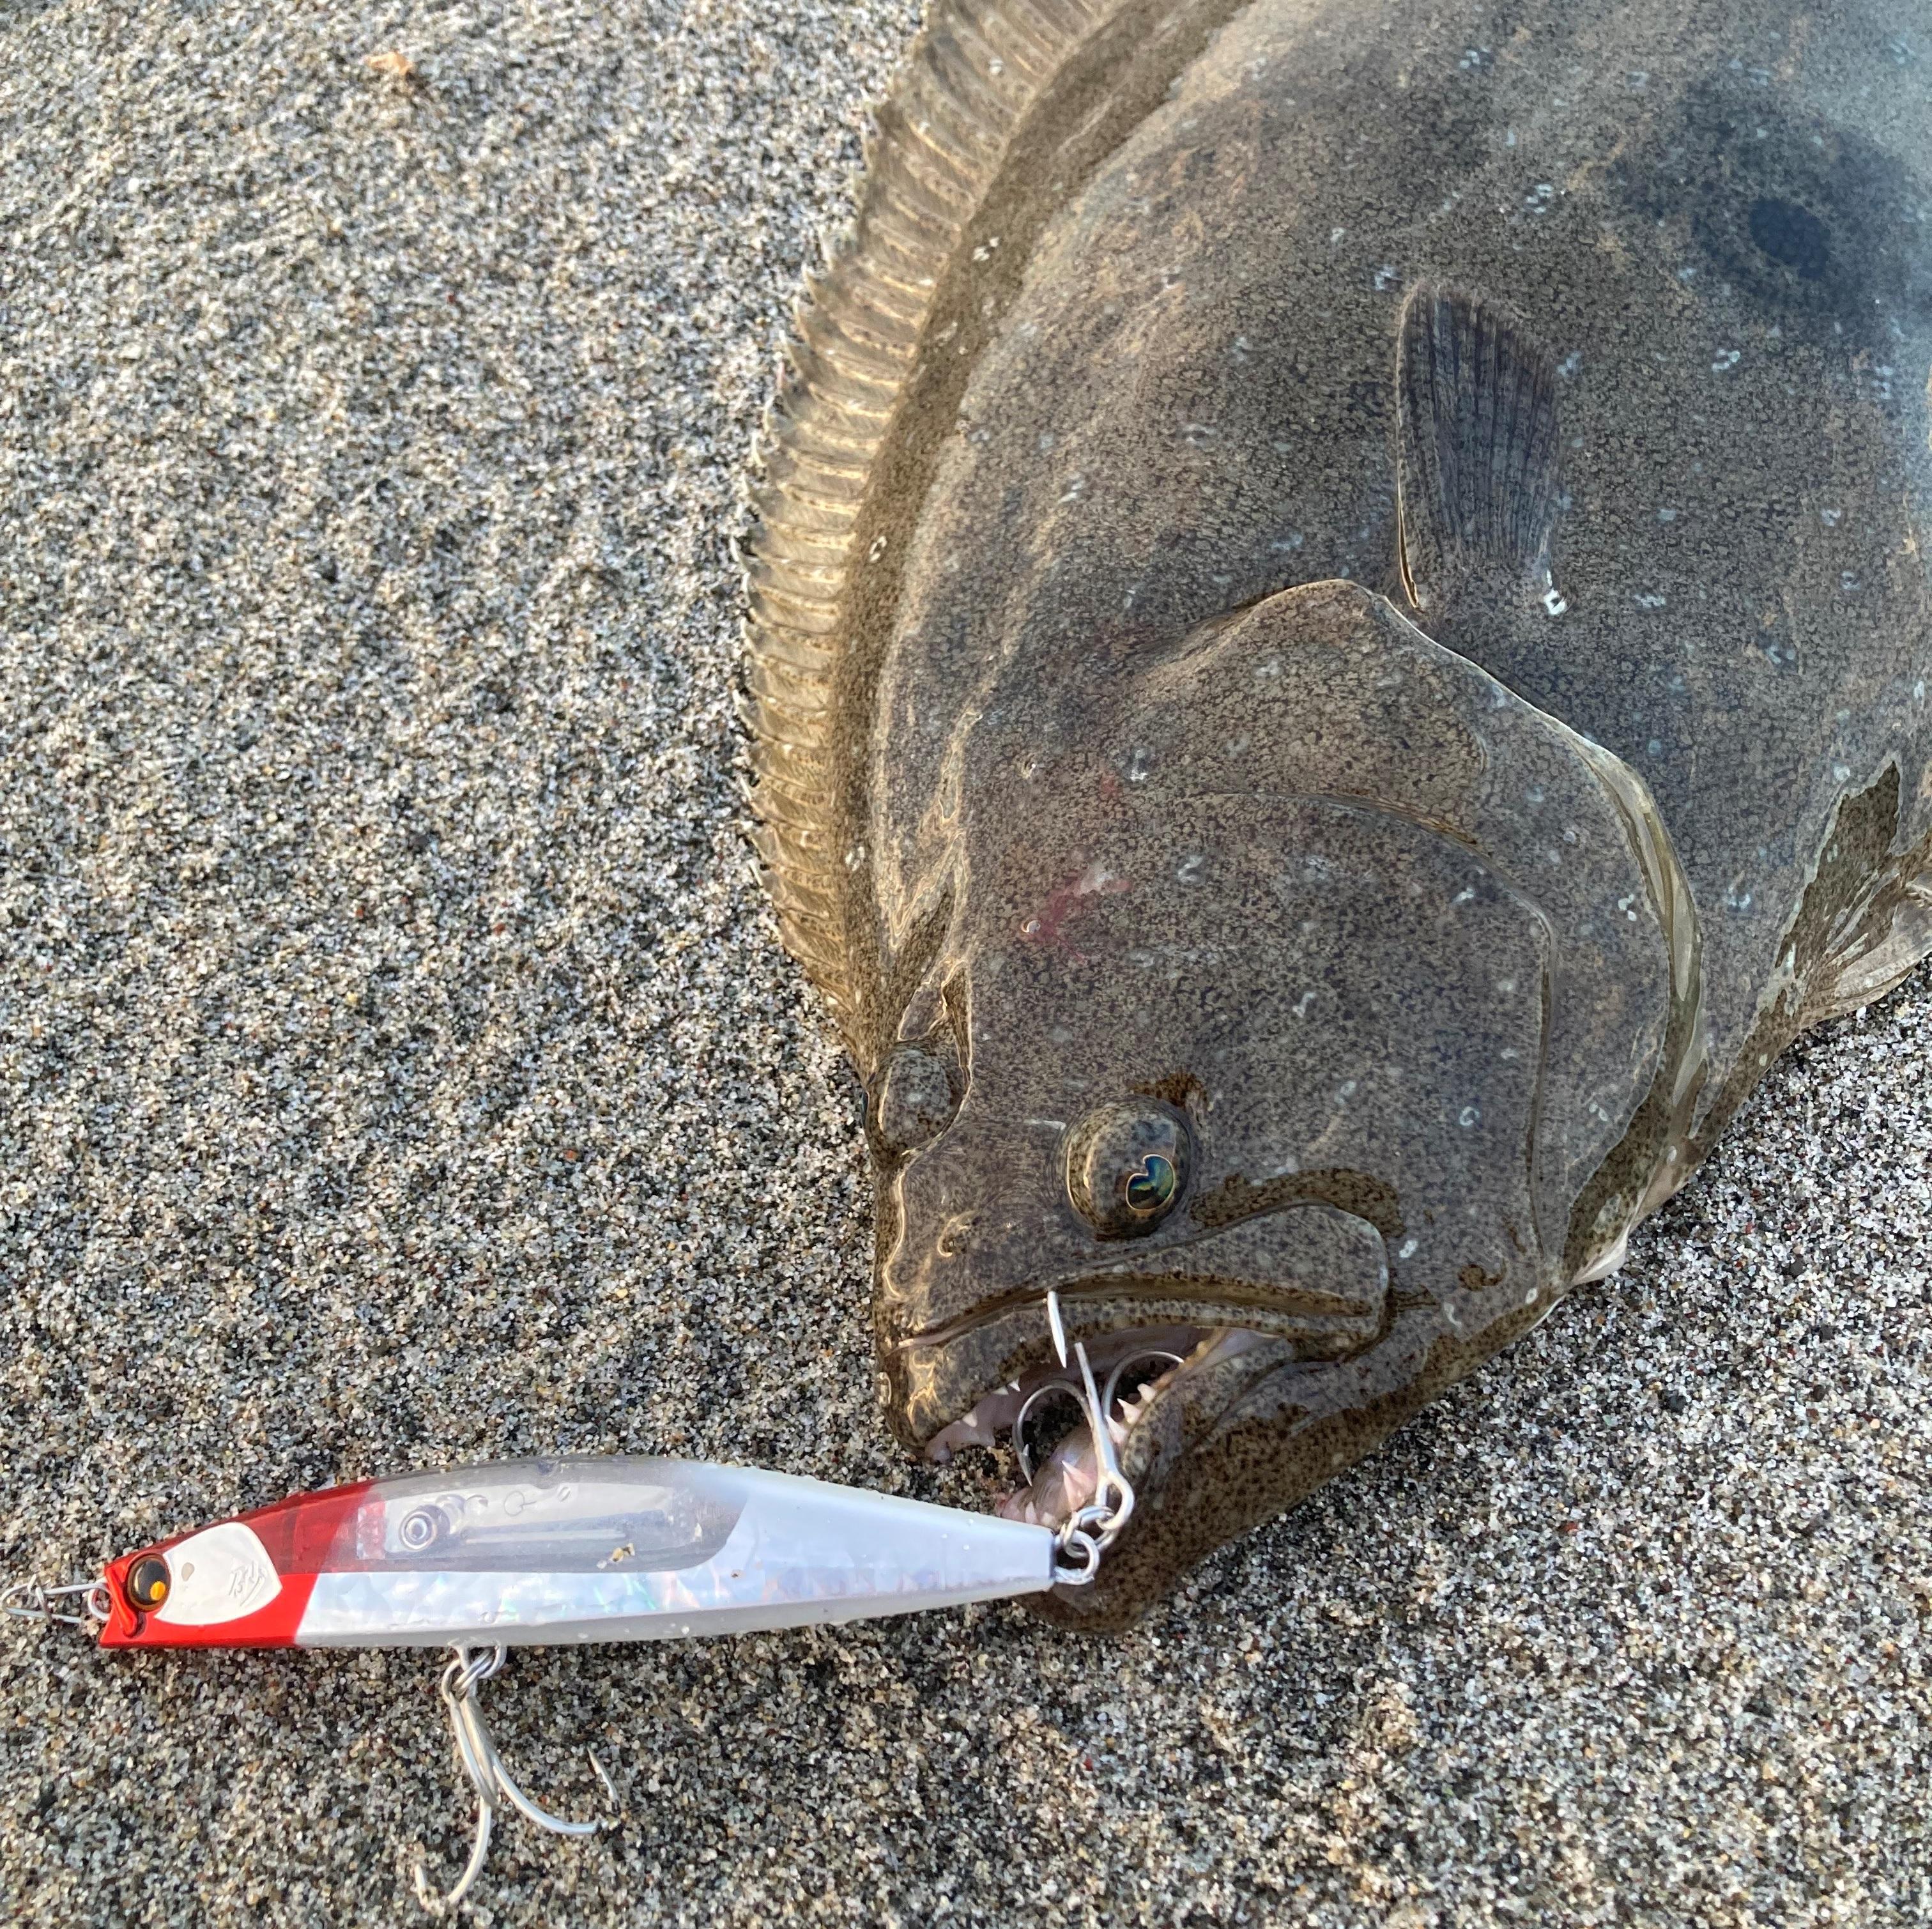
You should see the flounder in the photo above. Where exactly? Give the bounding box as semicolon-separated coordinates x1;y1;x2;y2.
743;0;1932;1627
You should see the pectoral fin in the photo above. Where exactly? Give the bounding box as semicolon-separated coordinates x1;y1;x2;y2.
1396;284;1563;622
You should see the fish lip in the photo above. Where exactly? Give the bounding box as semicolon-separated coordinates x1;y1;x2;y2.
887;1200;1393;1446
892;1272;1358;1354
889;1282;1350;1444
891;1199;1391;1349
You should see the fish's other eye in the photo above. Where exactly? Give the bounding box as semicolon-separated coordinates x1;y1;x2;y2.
1065;1100;1192;1239
126;1555;171;1611
868;1040;960;1160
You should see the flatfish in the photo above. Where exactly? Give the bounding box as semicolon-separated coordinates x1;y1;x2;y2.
742;0;1932;1624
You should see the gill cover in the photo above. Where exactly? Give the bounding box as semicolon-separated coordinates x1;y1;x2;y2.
881;583;1703;1441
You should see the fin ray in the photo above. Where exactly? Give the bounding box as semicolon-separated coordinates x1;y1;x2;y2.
744;0;1127;1041
1396;283;1561;619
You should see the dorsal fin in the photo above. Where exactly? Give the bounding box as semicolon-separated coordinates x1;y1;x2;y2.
1395;283;1562;621
743;0;1138;1048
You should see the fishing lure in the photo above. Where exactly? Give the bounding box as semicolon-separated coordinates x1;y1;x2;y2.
8;1298;1132;1912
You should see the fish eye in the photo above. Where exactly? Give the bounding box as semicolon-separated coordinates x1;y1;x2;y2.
869;1040;960;1160
125;1555;171;1612
1065;1100;1192;1239
1124;1154;1178;1216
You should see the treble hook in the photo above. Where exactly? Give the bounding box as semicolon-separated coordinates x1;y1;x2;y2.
1041;1291;1137;1584
412;1645;602;1917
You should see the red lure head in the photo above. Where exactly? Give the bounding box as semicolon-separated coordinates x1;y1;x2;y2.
100;1482;372;1649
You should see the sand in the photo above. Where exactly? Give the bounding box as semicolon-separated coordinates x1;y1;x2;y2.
1;3;1927;1923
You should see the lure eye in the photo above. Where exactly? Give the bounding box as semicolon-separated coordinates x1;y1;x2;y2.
126;1555;171;1612
1065;1100;1192;1240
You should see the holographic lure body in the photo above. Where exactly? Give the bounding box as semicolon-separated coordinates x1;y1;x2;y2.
13;1315;1122;1912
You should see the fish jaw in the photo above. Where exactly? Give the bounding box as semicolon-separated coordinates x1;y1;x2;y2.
914;1258;1584;1629
907;1312;1394;1625
1016;1307;1496;1631
919;1319;1408;1628
1029;1330;1432;1630
887;1192;1420;1617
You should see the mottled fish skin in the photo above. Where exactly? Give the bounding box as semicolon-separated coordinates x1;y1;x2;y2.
745;0;1932;1627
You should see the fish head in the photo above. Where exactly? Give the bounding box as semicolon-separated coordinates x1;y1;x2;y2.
871;584;1703;1623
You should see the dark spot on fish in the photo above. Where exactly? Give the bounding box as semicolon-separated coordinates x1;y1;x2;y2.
1457;1262;1505;1293
1747;197;1828;281
1620;79;1929;346
1192;1168;1402;1241
1132;1070;1205;1112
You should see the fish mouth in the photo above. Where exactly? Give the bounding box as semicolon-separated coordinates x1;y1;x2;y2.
891;1199;1399;1567
926;1323;1276;1534
889;1195;1393;1427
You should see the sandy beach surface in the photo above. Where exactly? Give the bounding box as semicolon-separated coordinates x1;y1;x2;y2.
1;4;1928;1924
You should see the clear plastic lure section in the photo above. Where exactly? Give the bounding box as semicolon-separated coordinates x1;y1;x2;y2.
334;1461;744;1574
100;1457;1057;1650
